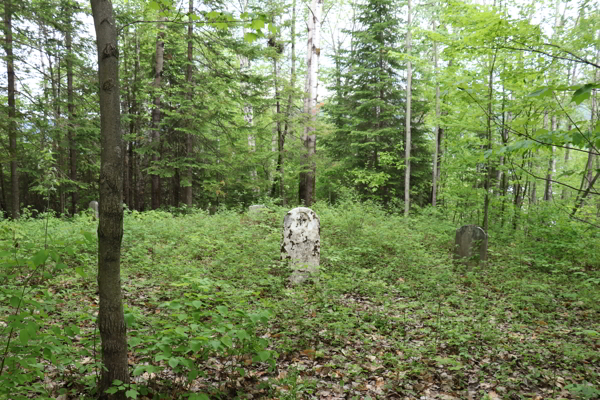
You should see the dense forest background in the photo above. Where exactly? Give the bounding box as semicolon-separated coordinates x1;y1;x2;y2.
1;0;598;227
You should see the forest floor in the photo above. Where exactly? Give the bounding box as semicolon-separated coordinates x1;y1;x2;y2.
1;202;599;400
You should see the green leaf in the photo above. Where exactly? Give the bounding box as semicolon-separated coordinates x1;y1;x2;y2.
236;367;246;377
133;365;146;376
10;295;20;308
168;357;179;368
129;337;141;348
76;267;86;278
571;83;595;105
19;329;30;345
125;389;138;399
105;387;118;394
32;250;48;267
268;23;276;34
148;1;160;10
112;380;123;386
528;86;552;98
216;305;228;315
220;336;233;348
244;32;258;43
251;19;265;30
124;313;135;327
191;300;203;308
257;350;271;362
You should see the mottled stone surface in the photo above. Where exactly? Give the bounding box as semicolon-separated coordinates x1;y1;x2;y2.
249;205;265;213
454;224;487;262
281;207;320;284
89;201;99;219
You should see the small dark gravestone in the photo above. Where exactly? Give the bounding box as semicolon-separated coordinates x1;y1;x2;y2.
454;224;487;262
88;201;99;219
281;207;320;285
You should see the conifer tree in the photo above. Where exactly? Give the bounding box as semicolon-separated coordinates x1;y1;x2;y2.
324;0;430;205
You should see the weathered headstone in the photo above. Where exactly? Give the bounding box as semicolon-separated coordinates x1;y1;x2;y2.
281;207;320;285
454;224;487;262
88;200;99;219
249;204;265;213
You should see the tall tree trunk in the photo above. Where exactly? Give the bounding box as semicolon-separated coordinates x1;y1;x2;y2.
65;10;78;215
544;115;556;201
4;0;19;219
300;0;322;206
280;0;297;207
133;31;144;211
184;0;194;207
562;61;577;200
404;0;412;217
431;19;439;207
483;51;497;233
151;18;166;210
90;0;128;398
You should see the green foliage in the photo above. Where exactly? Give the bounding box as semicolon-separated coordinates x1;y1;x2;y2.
323;0;431;205
1;200;599;398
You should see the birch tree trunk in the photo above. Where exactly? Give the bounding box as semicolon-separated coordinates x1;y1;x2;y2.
300;0;322;206
151;17;166;210
404;0;412;217
90;0;128;398
4;0;19;219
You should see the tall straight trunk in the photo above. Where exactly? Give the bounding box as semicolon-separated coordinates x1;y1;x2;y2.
562;61;577;200
280;0;297;207
151;18;166;210
271;37;283;200
66;12;77;215
133;32;144;211
90;0;128;398
483;51;497;233
431;19;439;207
184;0;194;207
300;0;322;206
404;0;412;217
3;0;19;219
544;115;556;201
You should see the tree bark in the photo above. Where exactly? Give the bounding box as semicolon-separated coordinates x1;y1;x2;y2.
483;51;497;233
431;19;439;207
300;0;322;206
4;0;19;219
90;1;128;398
66;6;77;216
404;0;412;217
280;0;297;207
544;115;556;201
151;17;166;210
184;0;194;207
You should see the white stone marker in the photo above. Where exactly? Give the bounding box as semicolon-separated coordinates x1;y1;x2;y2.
281;207;320;284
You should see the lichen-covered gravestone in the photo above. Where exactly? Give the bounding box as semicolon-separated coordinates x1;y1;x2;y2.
89;201;99;219
281;207;320;285
454;224;487;262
